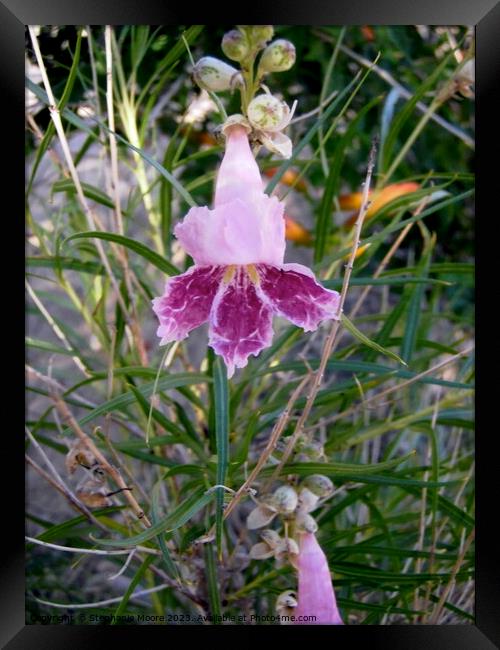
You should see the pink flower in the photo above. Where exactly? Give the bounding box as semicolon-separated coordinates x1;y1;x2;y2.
152;125;340;377
294;532;344;625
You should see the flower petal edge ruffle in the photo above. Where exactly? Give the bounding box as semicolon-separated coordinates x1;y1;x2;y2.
152;266;224;344
256;263;340;332
152;263;340;377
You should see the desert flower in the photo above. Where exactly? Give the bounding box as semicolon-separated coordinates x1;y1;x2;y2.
152;121;340;377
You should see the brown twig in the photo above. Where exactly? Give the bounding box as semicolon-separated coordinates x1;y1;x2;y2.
290;137;378;449
225;374;311;516
51;393;151;528
104;25;149;368
26;454;106;531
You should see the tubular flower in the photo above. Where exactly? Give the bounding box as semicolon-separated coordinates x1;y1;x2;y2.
294;532;344;625
153;124;340;377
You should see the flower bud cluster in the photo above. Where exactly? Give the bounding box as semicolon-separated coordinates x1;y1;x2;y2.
190;25;297;159
246;475;334;566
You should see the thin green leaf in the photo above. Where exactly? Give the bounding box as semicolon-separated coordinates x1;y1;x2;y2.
61;373;210;436
314;94;382;262
92;488;215;547
400;234;435;363
204;543;222;620
341;314;408;366
53;179;126;214
213;358;229;558
64;231;180;275
151;481;181;581
111;555;154;623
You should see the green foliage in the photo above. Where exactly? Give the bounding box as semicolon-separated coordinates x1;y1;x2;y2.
26;25;474;626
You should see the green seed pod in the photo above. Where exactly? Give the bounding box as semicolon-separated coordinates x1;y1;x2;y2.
259;39;296;73
298;440;324;460
221;30;249;62
302;474;334;498
271;485;298;514
192;56;240;92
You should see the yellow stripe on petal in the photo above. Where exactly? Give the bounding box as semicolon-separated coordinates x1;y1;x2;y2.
247;264;260;284
223;265;237;284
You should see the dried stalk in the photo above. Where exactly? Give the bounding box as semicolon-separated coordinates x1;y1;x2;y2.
51;393;151;528
26;454;105;530
104;25;149;367
225;374;311;518
290;137;378;449
28;26;147;365
427;527;475;624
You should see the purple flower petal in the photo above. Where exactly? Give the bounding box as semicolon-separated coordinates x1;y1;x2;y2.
152;266;224;344
295;532;344;625
209;267;273;378
256;263;340;331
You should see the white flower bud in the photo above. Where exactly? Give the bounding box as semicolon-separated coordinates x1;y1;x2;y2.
221;30;249;62
192;56;241;92
295;513;318;534
249;542;275;560
259;39;296;73
260;529;281;549
455;58;475;98
275;537;300;567
247;94;291;132
246;503;277;530
221;113;252;137
302;474;334;498
271;485;298;514
276;590;298;609
297;487;320;514
259;131;292;159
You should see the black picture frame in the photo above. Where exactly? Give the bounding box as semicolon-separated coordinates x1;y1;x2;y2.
11;1;500;646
